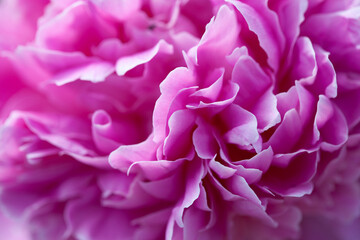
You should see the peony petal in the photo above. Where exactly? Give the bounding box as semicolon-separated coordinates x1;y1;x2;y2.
189;5;240;67
116;40;174;76
229;0;286;71
65;189;135;240
97;172;134;198
0;209;30;240
269;0;308;61
261;151;318;197
316;96;348;151
132;208;172;240
232;54;272;107
92;109;142;153
36;1;117;54
209;156;237;179
183;206;211;240
190;68;224;102
309;46;337;98
128;159;186;181
220;104;259;148
153;67;196;142
15;47;114;85
139;170;182;201
240;147;273;172
109;135;158;172
166;160;204;239
192;119;218;160
91;0;141;21
163;109;196;160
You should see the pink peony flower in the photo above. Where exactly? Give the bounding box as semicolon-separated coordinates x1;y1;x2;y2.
0;0;360;239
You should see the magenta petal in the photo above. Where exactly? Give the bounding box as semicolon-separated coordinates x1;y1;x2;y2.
132;208;172;240
327;183;360;222
128;159;185;181
234;165;263;185
0;160;91;220
53;61;114;84
186;82;239;116
316;96;348;151
209;157;237;179
139;171;182;201
0;0;48;50
36;1;117;54
65;190;135;240
207;171;242;201
194;183;211;212
66;154;110;169
163;109;196;160
1;0;360;239
15;47;114;85
301;215;360;240
7;112;97;160
302;6;360;71
240;147;273;172
190;5;240;67
335;87;360;128
101;179;158;209
171;32;200;53
183;206;210;240
190;68;224;102
224;174;261;205
220;104;259;147
109;136;158;172
97;172;133;198
229;0;285;71
0;57;25;111
0;210;30;240
247;88;280;132
192;120;218;159
270;0;307;55
289;37;317;85
297;82;317;123
116;40;174;76
262;151;318;197
92;109;141;153
166;160;204;238
232;54;272;106
231;53;280;131
93;38;136;62
92;110;121;153
230;201;302;240
153;67;196;142
91;0;141;21
311;46;337;98
268;109;302;154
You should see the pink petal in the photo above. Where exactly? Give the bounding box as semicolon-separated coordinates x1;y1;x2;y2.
116;40;174;76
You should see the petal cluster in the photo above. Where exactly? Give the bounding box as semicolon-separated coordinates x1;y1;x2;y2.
0;0;360;239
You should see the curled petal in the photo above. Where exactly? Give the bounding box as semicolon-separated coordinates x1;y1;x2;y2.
189;5;240;67
116;40;174;76
153;67;196;142
315;96;348;151
220;104;259;148
163;109;196;160
229;0;286;71
109;136;158;172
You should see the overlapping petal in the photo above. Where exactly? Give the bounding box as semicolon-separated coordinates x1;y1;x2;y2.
1;0;360;239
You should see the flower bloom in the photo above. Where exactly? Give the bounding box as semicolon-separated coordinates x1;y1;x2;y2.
1;0;360;240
